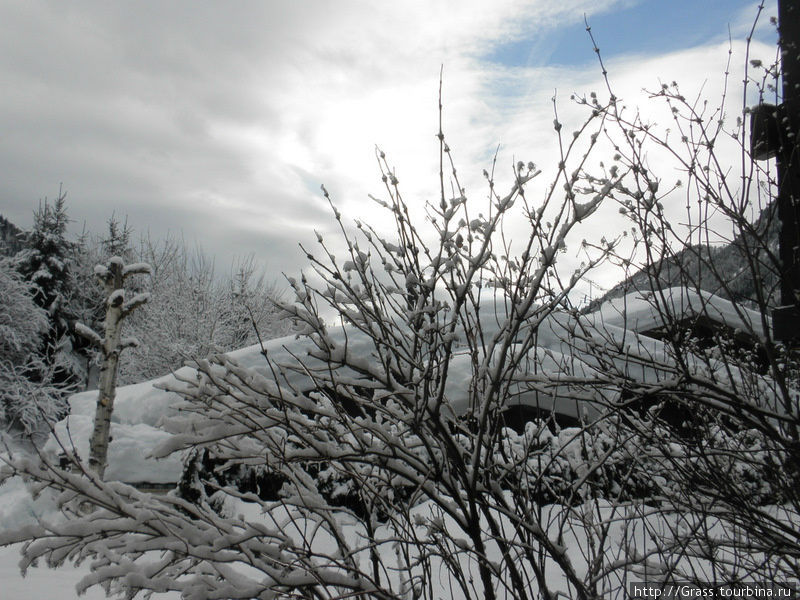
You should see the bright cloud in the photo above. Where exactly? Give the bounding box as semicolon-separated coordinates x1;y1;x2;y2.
0;0;777;291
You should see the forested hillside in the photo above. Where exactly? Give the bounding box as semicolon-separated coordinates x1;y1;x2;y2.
0;214;26;256
0;199;295;435
592;201;781;310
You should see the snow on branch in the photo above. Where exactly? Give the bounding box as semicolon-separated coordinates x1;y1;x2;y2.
122;292;150;316
120;337;139;350
92;263;109;279
122;262;152;278
107;288;125;308
74;321;103;348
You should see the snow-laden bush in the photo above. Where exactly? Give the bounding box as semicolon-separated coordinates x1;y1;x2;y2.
0;260;49;365
1;97;639;597
0;360;67;435
0;260;67;433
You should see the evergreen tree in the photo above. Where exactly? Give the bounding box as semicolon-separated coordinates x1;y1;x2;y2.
12;190;79;385
14;193;71;314
100;214;133;260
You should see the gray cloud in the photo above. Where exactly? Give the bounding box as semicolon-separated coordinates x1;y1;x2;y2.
0;0;765;294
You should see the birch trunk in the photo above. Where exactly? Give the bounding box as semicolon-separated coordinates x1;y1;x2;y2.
88;261;124;479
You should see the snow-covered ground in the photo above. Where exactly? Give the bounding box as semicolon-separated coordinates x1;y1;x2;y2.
0;452;180;598
0;463;604;599
5;460;792;600
0;545;107;600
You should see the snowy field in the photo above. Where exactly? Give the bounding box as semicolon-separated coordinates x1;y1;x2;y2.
0;428;176;599
4;469;794;599
0;476;118;598
0;470;589;599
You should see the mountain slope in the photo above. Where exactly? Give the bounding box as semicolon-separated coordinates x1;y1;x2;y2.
0;214;27;257
591;202;781;310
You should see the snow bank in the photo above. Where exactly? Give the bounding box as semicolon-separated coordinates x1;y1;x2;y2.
54;334;314;484
0;471;58;529
68;320;320;425
66;337;294;428
0;544;115;600
43;415;182;484
68;373;182;427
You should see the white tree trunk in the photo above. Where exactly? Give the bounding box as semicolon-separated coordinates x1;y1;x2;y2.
88;261;123;478
83;259;150;479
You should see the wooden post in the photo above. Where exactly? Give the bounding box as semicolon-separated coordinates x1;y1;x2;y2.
752;0;800;342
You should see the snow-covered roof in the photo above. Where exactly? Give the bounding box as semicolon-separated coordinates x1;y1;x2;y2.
51;287;774;485
593;286;769;341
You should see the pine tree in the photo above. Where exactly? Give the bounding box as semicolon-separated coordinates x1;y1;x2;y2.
100;214;132;261
14;193;71;317
11;190;79;385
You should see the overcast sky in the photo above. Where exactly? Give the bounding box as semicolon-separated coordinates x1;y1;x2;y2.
0;0;778;295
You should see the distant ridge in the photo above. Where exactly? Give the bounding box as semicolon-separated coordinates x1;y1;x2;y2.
0;214;27;257
589;202;781;311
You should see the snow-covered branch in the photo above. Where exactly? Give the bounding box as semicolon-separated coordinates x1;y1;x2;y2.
122;292;150;316
121;262;152;278
73;321;103;348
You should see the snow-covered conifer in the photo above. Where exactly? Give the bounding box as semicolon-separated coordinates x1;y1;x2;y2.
11;191;83;386
12;193;72;317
